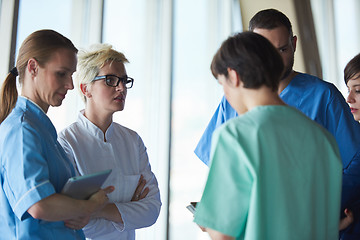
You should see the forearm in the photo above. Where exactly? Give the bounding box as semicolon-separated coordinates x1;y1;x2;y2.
207;228;235;240
91;194;159;228
341;171;360;211
27;193;98;221
114;198;161;230
93;203;123;223
117;172;161;229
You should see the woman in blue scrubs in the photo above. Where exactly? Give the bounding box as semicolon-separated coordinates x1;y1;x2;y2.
0;30;113;239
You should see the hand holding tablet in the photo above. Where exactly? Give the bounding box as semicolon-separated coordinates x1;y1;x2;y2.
61;169;112;200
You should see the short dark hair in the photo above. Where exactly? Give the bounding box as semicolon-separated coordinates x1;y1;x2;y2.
211;31;284;91
249;9;293;36
344;53;360;84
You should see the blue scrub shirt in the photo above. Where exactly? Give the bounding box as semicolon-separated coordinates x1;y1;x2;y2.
194;73;360;239
0;97;84;239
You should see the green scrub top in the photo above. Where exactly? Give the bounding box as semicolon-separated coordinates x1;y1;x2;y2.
194;105;342;240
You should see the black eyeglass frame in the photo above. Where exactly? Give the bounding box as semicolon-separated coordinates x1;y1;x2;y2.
92;74;134;89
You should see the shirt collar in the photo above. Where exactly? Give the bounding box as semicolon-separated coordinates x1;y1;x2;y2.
16;96;57;139
77;110;114;141
19;96;47;114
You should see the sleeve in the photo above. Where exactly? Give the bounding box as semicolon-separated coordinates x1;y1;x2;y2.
194;126;252;238
57;134;80;176
82;218;118;238
194;95;238;165
2;122;56;220
113;135;161;231
341;146;360;221
323;88;360;202
324;86;360;169
324;86;360;233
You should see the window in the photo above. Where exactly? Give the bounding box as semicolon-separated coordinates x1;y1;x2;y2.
103;1;171;239
16;0;80;129
7;0;241;239
103;1;241;239
311;0;360;94
170;0;241;239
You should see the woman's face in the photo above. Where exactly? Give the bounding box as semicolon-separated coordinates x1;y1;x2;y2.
87;61;127;115
33;48;77;111
346;76;360;121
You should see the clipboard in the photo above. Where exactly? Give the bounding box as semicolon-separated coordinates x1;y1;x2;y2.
61;169;112;200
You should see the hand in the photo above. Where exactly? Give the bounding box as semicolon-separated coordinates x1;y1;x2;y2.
339;208;354;231
89;186;114;211
64;215;90;230
197;225;207;232
131;175;149;201
207;227;235;240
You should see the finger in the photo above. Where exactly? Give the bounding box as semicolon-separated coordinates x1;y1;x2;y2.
64;218;83;226
138;174;144;183
132;191;142;201
102;186;115;194
64;219;79;225
345;209;353;216
132;178;146;199
65;222;79;230
64;222;73;229
132;192;141;201
339;208;354;230
197;225;207;232
344;209;353;220
139;187;149;199
136;178;147;192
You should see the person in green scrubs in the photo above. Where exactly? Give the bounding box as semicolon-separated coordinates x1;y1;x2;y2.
193;31;343;240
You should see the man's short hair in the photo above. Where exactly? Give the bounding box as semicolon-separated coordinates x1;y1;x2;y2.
211;31;284;92
249;8;293;36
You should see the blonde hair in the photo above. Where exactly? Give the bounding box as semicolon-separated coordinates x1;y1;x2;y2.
74;43;129;103
0;29;77;123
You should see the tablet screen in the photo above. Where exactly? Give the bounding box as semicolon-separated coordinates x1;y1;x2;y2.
61;169;112;200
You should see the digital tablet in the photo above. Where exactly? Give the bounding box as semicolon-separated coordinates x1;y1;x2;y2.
61;169;112;200
186;201;198;215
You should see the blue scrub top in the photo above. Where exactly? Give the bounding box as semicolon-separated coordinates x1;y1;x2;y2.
194;73;360;239
195;73;360;167
0;97;84;239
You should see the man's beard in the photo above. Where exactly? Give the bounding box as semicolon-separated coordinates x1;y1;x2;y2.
281;56;294;80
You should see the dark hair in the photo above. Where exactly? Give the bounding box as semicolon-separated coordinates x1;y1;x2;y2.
0;29;77;123
211;31;284;92
344;53;360;84
249;9;293;36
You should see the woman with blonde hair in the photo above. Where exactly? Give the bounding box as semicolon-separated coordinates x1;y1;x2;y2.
0;29;113;239
58;43;161;239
